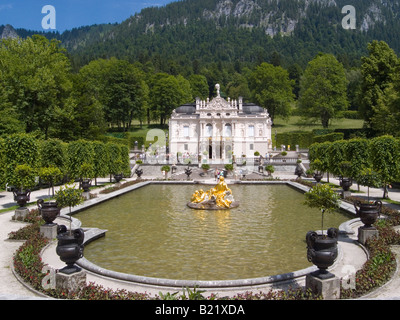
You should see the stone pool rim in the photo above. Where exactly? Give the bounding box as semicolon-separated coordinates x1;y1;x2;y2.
61;179;356;289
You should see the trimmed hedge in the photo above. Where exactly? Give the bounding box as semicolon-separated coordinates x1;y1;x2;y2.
313;132;344;143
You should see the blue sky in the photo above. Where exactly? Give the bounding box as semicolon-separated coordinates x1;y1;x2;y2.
0;0;175;32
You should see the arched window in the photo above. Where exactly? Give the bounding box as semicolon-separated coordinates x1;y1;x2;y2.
205;124;213;137
224;124;232;137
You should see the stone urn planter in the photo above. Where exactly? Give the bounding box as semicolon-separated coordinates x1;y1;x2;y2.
295;165;303;178
184;167;192;179
80;178;92;192
354;200;382;229
340;177;352;191
13;190;31;207
313;173;323;183
306;228;339;279
113;174;123;183
37;199;60;225
135;168;143;178
56;225;85;274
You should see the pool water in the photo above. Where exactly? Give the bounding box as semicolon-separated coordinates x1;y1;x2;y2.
76;184;350;281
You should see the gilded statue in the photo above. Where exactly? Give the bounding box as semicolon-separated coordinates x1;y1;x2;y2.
188;177;238;210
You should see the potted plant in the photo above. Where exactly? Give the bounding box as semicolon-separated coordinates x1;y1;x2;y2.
354;167;382;229
304;184;341;279
13;164;36;208
54;183;84;233
224;163;234;174
161;165;170;179
265;165;275;177
310;159;324;183
184;167;192;179
54;183;85;274
79;162;94;192
295;165;304;179
135;168;143;178
39;166;62;198
338;161;353;192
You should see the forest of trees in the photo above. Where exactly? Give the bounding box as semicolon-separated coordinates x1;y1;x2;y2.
2;0;400;142
1;33;400;143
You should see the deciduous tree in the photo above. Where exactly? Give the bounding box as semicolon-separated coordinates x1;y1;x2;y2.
248;63;294;123
298;53;349;128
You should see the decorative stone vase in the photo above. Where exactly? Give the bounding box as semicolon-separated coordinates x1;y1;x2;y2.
37;199;60;225
113;174;123;183
185;168;192;179
81;179;92;192
354;200;382;229
13;190;31;207
56;225;85;275
313;173;323;183
340;178;352;191
306;228;339;279
295;165;303;178
135;169;143;178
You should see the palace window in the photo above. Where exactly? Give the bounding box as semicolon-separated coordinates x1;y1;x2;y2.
224;124;232;137
205;124;213;137
183;126;189;137
248;125;255;137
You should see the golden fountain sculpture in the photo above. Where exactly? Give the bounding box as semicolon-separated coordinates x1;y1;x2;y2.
187;177;239;210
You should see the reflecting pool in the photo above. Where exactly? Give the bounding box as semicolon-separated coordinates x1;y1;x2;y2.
76;184;350;281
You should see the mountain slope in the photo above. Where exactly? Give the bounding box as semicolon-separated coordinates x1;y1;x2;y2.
3;0;400;70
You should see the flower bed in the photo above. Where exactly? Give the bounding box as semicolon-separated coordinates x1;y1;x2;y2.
340;196;400;298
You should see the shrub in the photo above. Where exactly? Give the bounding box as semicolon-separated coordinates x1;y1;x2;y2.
224;164;234;171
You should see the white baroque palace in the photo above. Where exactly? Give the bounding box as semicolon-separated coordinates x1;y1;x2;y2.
169;84;273;164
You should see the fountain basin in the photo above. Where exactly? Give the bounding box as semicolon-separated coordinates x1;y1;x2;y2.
74;181;352;282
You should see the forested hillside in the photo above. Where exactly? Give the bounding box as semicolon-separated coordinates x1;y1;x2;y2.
2;0;400;142
3;0;400;72
58;0;400;72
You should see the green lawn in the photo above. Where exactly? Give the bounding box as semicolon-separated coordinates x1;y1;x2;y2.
272;116;364;134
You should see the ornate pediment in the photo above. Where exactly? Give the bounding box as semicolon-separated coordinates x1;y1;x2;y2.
196;84;240;112
207;96;232;110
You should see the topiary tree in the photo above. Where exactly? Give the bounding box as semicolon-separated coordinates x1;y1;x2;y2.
327;140;347;178
119;144;131;177
14;164;36;193
161;165;170;179
39;138;65;172
92;141;110;185
265;165;275;176
0;138;5;188
369;135;400;198
106;143;122;180
3;133;40;189
65;139;95;181
309;141;332;182
357;167;382;202
55;182;84;235
344;138;371;191
39;166;63;197
304;183;341;234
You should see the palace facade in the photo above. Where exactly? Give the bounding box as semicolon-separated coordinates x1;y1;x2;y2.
168;85;273;164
